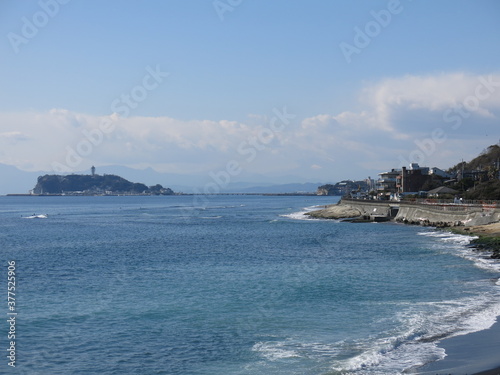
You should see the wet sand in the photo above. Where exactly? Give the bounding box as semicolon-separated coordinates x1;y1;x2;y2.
462;222;500;237
417;221;500;375
416;320;500;374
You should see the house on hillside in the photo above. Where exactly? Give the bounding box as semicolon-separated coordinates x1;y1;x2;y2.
458;169;488;181
397;165;430;193
377;169;400;193
429;167;452;179
396;164;452;194
377;164;453;198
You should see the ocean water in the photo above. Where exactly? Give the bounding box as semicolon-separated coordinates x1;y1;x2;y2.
1;195;499;375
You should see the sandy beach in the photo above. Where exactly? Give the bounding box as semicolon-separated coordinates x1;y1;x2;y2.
416;320;500;374
462;222;500;237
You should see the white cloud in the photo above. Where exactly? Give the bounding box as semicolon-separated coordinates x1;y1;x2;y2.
0;72;498;181
0;131;29;144
0;110;286;174
310;73;500;144
281;72;500;176
362;72;500;134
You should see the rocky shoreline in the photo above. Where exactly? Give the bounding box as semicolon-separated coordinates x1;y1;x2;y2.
307;200;500;258
306;203;362;219
453;222;500;259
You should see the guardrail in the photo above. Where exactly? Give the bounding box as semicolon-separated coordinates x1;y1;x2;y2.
341;198;396;205
343;197;498;206
402;203;482;213
403;198;499;206
342;197;499;213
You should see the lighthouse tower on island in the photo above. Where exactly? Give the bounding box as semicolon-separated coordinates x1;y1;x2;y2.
91;166;96;176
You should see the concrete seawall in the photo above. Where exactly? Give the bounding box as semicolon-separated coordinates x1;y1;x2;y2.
395;202;500;227
340;199;399;218
341;199;500;227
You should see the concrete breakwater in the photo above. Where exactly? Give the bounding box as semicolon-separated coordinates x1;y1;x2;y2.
395;202;500;227
308;198;500;227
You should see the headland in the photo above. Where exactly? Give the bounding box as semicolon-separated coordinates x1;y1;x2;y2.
308;198;500;228
308;198;500;257
7;172;175;196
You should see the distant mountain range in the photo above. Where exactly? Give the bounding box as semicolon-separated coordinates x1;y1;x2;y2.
223;182;325;194
0;164;42;195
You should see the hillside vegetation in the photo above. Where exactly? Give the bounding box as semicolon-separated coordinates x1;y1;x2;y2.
449;143;500;200
449;144;500;176
33;174;174;195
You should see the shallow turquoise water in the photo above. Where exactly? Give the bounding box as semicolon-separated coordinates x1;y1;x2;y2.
1;195;499;374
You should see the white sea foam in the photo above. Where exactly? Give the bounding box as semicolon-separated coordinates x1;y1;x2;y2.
252;228;500;374
329;231;500;374
252;338;346;364
23;214;48;219
331;297;500;374
418;230;477;243
419;230;500;273
280;211;313;221
457;247;500;274
251;230;500;374
280;205;334;221
332;341;446;375
253;331;448;374
329;310;447;374
403;296;500;341
252;341;300;360
207;205;242;210
417;229;500;331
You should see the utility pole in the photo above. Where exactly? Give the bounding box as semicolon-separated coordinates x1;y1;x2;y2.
461;159;465;192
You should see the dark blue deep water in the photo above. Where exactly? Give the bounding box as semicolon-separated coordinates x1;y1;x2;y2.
1;195;499;374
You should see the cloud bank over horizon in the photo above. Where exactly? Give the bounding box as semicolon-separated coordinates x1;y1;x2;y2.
1;72;499;182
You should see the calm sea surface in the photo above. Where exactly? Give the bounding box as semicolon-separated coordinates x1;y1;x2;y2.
1;195;499;374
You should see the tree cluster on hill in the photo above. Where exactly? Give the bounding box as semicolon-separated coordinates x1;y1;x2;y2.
33;174;174;195
448;144;500;177
462;179;500;200
317;180;370;196
447;143;500;200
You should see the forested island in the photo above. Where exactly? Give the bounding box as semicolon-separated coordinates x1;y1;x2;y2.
31;173;174;196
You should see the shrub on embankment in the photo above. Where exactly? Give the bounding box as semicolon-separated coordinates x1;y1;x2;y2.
462;180;500;200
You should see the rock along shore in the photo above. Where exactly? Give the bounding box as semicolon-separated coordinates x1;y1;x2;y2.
453;222;500;259
307;199;500;258
306;203;362;219
308;199;500;227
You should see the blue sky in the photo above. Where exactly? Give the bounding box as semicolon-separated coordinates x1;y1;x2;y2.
1;0;499;187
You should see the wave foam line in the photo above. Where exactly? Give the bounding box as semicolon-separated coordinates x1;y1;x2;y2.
281;205;336;221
